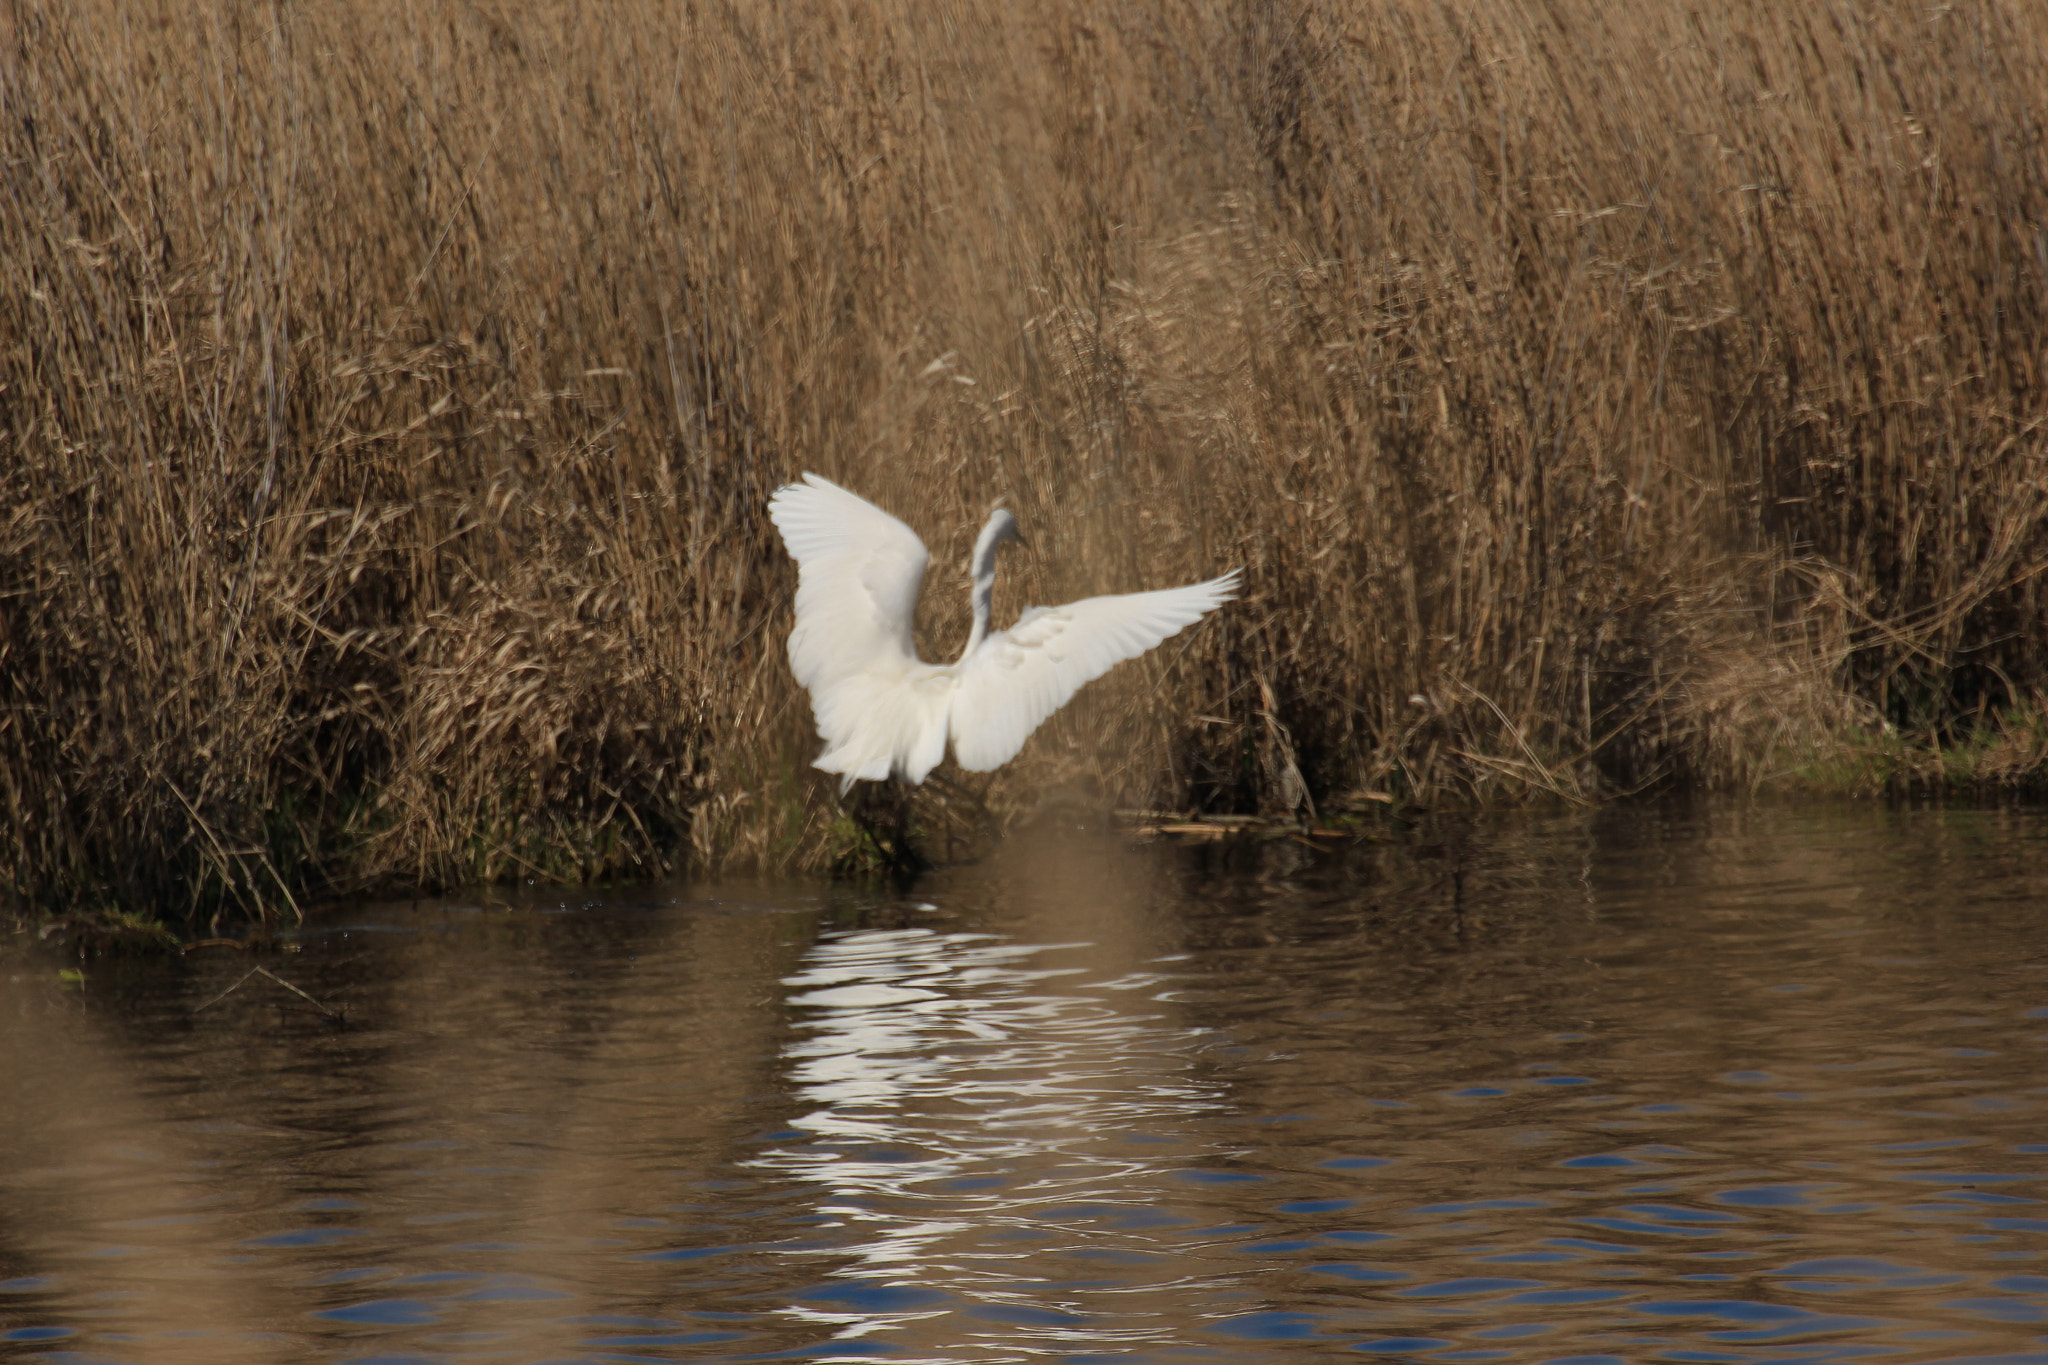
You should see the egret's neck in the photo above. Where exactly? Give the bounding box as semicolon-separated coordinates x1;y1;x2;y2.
959;567;995;663
957;511;1013;664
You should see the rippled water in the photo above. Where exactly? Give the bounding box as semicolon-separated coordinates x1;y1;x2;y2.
3;803;2045;1364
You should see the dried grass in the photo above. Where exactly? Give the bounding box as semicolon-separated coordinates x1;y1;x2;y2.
3;0;2045;920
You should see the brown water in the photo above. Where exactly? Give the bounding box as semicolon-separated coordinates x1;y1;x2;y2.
2;802;2045;1364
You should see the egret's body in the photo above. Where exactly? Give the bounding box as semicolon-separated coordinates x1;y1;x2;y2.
768;473;1238;791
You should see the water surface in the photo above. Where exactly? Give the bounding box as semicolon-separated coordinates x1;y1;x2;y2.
3;803;2045;1363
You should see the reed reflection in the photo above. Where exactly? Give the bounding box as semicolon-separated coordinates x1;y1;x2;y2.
0;983;285;1365
1135;804;2048;1352
0;892;813;1362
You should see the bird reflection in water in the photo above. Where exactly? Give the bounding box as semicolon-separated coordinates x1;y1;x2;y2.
751;834;1243;1359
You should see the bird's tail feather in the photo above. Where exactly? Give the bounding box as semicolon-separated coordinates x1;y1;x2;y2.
809;669;952;792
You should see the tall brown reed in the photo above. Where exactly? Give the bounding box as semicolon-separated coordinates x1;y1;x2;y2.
3;0;2044;921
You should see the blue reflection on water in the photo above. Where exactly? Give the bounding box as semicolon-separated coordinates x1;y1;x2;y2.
312;1298;440;1325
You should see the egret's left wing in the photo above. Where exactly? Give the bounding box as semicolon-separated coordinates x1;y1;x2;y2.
770;473;954;788
949;570;1240;772
767;472;930;691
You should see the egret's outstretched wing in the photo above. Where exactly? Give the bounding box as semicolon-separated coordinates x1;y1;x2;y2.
949;570;1240;772
769;473;951;791
768;473;930;689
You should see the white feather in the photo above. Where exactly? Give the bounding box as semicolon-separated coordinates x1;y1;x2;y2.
767;472;1237;791
949;576;1241;771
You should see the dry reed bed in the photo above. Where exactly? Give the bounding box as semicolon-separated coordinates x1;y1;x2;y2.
2;0;2044;921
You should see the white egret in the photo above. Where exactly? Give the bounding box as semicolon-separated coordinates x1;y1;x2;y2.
768;473;1239;792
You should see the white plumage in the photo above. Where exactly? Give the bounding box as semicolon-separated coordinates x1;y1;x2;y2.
768;473;1239;792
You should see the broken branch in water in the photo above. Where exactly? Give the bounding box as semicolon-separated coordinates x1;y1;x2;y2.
195;966;345;1024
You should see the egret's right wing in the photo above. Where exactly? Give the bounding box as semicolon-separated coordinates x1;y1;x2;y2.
767;473;931;690
949;570;1240;772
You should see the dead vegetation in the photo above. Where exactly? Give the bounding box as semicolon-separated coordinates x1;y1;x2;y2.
2;0;2044;921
